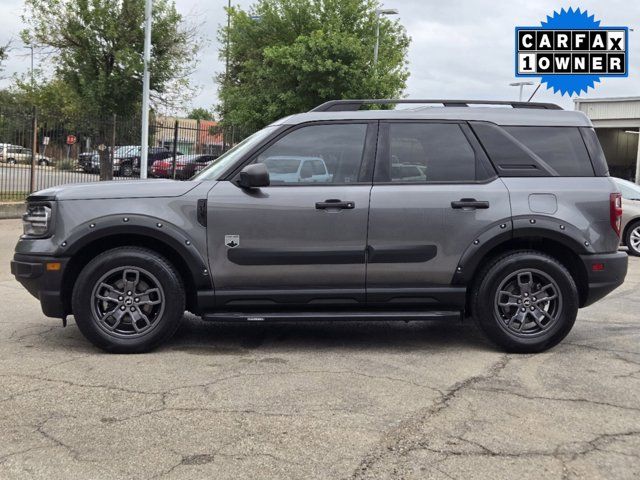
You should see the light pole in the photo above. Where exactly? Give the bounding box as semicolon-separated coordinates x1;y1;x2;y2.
374;8;399;67
140;0;153;179
509;81;534;102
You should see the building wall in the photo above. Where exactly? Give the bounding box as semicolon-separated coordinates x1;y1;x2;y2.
596;129;638;180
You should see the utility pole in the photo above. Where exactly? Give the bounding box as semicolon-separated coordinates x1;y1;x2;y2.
140;0;153;179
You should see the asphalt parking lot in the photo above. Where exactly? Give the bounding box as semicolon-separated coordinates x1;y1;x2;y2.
0;217;639;480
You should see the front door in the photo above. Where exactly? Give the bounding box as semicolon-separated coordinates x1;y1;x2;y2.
366;121;511;306
207;121;377;309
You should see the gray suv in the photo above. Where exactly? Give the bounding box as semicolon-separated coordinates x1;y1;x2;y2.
11;99;628;353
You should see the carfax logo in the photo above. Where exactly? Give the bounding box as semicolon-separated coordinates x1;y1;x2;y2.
515;7;628;95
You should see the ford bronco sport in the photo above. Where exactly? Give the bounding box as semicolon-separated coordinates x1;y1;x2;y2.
11;99;628;353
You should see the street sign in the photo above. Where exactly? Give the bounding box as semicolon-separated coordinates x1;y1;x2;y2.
66;134;77;145
42;136;50;146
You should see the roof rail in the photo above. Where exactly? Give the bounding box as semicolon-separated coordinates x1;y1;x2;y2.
310;99;563;112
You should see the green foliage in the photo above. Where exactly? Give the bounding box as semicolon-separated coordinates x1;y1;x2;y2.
188;107;215;121
21;0;200;116
0;42;8;74
218;0;410;129
12;76;84;121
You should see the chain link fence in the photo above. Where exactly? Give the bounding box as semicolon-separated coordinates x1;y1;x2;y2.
0;108;255;201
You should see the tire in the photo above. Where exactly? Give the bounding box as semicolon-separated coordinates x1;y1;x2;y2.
38;159;49;166
72;247;185;353
7;158;16;165
120;163;133;177
624;220;640;257
471;250;578;353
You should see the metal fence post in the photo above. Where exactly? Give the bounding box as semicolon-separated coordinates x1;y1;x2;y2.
171;119;178;179
106;113;115;181
30;107;38;193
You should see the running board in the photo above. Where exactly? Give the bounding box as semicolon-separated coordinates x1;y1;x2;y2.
203;310;461;322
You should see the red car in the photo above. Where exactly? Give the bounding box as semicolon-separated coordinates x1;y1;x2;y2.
150;154;216;179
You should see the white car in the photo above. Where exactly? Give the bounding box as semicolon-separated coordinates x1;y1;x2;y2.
261;156;332;183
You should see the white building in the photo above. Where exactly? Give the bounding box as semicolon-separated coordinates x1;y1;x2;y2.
574;96;640;182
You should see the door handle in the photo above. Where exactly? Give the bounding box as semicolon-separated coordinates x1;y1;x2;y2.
451;198;490;209
315;199;355;210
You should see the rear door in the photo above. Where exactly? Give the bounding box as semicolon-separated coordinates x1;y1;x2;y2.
366;121;511;306
207;121;377;308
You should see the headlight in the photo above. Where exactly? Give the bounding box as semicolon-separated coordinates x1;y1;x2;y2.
22;203;52;237
113;158;121;166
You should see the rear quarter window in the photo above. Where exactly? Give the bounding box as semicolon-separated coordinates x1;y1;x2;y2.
503;126;595;177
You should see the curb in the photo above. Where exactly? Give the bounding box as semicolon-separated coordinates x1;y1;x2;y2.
0;202;25;220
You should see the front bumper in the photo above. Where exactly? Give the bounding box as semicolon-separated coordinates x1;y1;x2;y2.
580;251;628;307
11;253;69;318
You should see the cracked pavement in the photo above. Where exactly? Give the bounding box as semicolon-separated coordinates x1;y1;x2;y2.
0;218;639;479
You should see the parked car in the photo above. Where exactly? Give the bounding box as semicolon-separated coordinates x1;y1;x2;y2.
11;99;628;354
261;156;332;183
0;145;52;166
151;154;217;179
78;151;100;173
611;177;640;256
113;146;181;177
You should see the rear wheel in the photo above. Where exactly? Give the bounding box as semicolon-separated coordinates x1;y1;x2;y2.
120;162;133;177
472;250;578;353
624;220;640;256
72;247;185;353
7;158;16;165
38;159;49;166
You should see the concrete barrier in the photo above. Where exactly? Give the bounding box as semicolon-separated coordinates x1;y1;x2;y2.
0;202;25;220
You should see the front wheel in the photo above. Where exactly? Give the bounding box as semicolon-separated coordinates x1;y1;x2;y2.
72;247;185;353
38;159;49;166
624;220;640;257
471;251;578;353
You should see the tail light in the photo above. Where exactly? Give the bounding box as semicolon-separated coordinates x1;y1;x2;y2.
610;192;623;236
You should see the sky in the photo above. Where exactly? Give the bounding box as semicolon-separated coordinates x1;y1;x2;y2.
1;0;639;113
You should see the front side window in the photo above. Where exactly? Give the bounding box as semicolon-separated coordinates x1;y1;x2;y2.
255;123;368;184
379;123;478;183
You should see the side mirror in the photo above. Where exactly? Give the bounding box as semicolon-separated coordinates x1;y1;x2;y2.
238;163;270;188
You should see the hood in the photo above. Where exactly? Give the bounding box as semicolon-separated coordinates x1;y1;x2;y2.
29;179;200;201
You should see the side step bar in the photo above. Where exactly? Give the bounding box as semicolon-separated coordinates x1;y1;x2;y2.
203;310;461;322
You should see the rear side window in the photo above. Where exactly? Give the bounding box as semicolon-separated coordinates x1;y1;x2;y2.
503;126;594;176
376;123;491;183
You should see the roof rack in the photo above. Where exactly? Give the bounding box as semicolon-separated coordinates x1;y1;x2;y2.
310;99;563;112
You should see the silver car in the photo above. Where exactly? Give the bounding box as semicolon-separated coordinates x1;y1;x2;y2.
611;177;640;256
11;99;628;354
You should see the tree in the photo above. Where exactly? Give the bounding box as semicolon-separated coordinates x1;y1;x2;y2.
0;42;8;75
218;0;410;129
188;107;215;121
21;0;200;116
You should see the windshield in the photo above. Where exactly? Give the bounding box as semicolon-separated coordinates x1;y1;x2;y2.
114;146;139;158
613;177;640;200
193;126;279;181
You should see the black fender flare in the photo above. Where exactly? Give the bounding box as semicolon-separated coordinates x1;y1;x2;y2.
55;213;212;289
452;215;593;285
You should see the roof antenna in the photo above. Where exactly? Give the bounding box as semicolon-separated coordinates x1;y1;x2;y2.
527;83;542;102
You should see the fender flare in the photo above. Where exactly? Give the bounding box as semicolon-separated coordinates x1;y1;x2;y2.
56;213;212;289
452;215;593;285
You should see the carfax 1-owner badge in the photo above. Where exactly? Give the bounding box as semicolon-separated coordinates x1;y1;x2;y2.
515;7;628;95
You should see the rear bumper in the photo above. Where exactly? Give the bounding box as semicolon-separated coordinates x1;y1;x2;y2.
580;251;628;307
10;253;69;318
